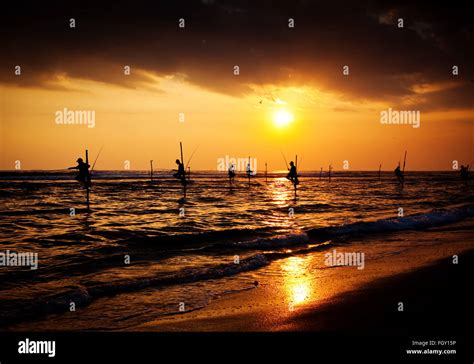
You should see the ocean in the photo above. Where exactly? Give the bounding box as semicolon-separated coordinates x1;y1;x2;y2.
0;171;472;330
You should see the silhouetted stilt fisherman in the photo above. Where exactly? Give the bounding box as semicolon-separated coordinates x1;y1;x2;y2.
69;147;102;211
394;163;404;185
69;157;90;188
173;159;186;183
394;151;407;187
174;142;188;199
286;161;299;186
228;163;236;185
246;158;253;187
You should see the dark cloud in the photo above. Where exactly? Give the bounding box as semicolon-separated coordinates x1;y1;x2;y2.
1;0;473;110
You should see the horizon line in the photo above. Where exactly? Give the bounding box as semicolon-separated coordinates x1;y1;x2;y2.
0;169;462;173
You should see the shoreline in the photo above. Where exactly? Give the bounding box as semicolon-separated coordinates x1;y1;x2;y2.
132;247;474;333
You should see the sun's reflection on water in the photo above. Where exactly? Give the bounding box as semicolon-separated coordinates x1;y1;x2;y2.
269;178;294;207
281;255;315;309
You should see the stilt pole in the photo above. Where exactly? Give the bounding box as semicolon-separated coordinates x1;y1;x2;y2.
180;142;186;198
86;149;90;211
248;156;251;188
401;151;407;188
295;155;298;197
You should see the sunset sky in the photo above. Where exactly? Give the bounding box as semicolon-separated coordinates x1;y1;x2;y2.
1;0;472;171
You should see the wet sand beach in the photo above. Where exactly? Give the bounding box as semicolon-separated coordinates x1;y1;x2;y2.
131;223;473;332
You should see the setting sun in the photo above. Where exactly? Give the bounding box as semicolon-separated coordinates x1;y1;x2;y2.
273;109;294;128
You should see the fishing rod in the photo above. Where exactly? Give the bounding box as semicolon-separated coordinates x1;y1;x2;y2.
86;150;90;210
297;156;302;170
186;145;199;169
401;150;407;187
280;150;289;170
90;146;104;175
402;151;407;173
297;156;303;183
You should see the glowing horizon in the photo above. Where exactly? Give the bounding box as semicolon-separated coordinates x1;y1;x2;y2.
1;74;472;172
